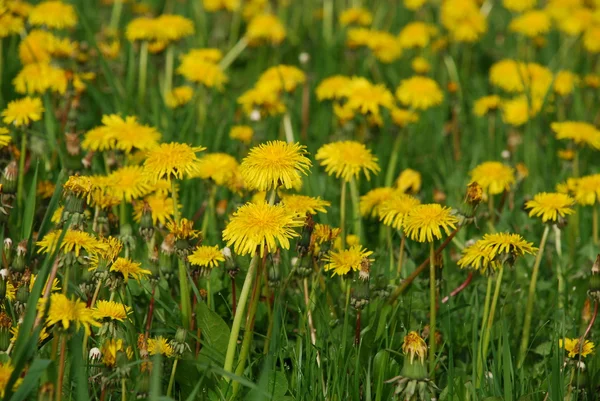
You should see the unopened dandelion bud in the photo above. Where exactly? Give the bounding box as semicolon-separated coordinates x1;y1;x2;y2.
0;312;12;351
1;162;18;194
294;256;312;278
139;202;155;242
296;214;315;257
3;238;12;265
170;328;191;356
11;241;27;274
588;254;600;302
267;249;281;287
16;284;29;304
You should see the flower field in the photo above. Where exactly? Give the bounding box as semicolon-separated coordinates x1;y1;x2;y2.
0;0;599;399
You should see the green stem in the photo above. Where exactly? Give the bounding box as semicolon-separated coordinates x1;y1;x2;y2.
17;131;27;209
138;41;149;105
428;242;436;378
163;45;174;100
323;0;333;45
172;181;191;329
397;234;406;278
109;0;123;31
480;267;504;384
477;275;493;386
384;133;402;188
518;225;550;367
340;180;347;248
283;112;295;143
223;253;259;378
386;227;394;276
593;206;598;245
201;186;216;239
166;358;179;397
349;177;362;242
121;377;127;401
219;38;248;71
554;225;566;309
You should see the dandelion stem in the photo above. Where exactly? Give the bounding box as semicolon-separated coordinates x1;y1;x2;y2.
303;277;320;366
166;358;179;397
480;266;504;386
518;225;550;367
121;377;127;401
340;180;347;248
554;225;566;309
349;177;362;242
109;0;123;31
323;0;333;45
283;112;295;143
384;133;402;188
138;41;149;105
219;38;248;71
593;207;598;245
428;242;437;378
355;308;361;346
172;180;191;329
163;45;174;100
397;234;406;278
17;131;27;209
477;274;493;386
56;334;67;401
223;253;259;379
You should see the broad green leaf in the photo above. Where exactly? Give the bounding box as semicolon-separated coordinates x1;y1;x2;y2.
196;301;230;364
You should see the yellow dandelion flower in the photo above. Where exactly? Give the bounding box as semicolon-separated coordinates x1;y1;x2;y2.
246;14;286;46
367;30;403;63
346;27;371;48
551;121;600;150
391;108;419;128
203;0;240;12
177;51;228;89
99;39;120;59
458;240;500;273
188;245;225;268
402;331;428;363
312;224;341;244
398;22;437;49
473;95;501;117
379;193;421;230
1;97;44;127
281;194;330;215
110;257;151;283
395;76;443;110
557;149;575;161
359;187;396;217
18;30;75;65
147;336;174;357
396;168;422;194
441;0;487;43
411;57;431;74
126;17;159;42
93;300;132;322
237;85;286;116
44;293;100;334
28;0;77;29
82;126;115;152
154;14;195;42
0;127;10;148
583;26;600;54
165;86;194;108
559;338;595;358
333;102;355;125
229;125;254;144
37;180;56;199
0;361;19;397
316;141;380;182
222;202;304;256
403;204;458;243
556;7;593;36
107;166;152;202
570;174;600;205
29;274;61;293
501;95;541;127
143;142;206;183
240;141;311;191
13;62;67;95
525;192;575;223
101;338;125;367
101;114;161;153
509;11;551;38
37;230;107;256
345;77;395;116
339;7;372;26
89;190;122;210
193;153;240;187
316;75;352;101
478;232;537;260
63;174;95;201
404;0;428;10
166;218;201;240
553;70;579;96
470;161;515;196
133;194;176;225
503;0;536;12
0;13;23;39
89;236;123;269
323;245;374;276
257;65;306;93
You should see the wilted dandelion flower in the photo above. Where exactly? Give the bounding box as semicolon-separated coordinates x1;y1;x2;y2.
240;141;311;191
525;192;575;223
44;293;100;334
165;86;194;108
188;245;225;268
470;161;515;196
359;187;396;217
281;194;330;215
28;0;77;29
107;166;153;202
93;300;132;322
379;194;421;230
509;10;551;38
1;97;44;127
110;257;151;283
403;204;458;243
559;338;595;358
339;7;372;26
551;121;600;150
477;232;537;261
473;95;501;117
316;141;380;182
395;76;443;110
246;14;286;46
458;241;500;273
166;218;201;240
143;142;206;183
323;245;374;276
398;22;437;48
133;194;176;225
403;331;428;363
222;202;303;256
396;168;422;194
229;125;254;144
37;230;107;256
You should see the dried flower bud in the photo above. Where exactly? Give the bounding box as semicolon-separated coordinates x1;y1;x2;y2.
1;162;18;194
589;254;600;302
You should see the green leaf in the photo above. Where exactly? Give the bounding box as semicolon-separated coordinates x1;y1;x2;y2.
533;341;553;356
21;162;38;241
248;370;288;401
70;331;89;401
196;301;230;364
9;359;51;401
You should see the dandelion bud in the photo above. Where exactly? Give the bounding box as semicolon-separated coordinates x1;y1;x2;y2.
588;254;600;302
3;238;12;261
296;214;315;257
138;202;155;242
16;284;29;304
1;162;18;195
170;328;191;356
465;182;483;208
267;249;281;288
0;312;12;351
11;241;27;274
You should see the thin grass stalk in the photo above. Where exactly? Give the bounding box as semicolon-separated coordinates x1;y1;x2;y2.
518;225;550;367
303;277;320;366
109;0;123;31
340;180;347;247
593;206;598;245
554;225;566;309
480;266;504;386
428;241;436;378
219;38;248;71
